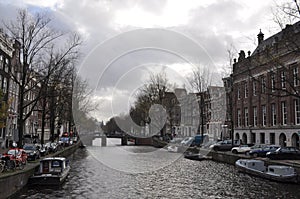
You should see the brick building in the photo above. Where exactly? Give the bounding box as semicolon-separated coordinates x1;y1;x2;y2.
229;21;300;148
0;31;20;148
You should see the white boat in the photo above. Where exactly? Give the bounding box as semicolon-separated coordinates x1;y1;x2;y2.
29;157;70;186
235;159;298;183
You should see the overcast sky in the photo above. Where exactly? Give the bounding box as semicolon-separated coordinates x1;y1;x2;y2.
0;0;286;122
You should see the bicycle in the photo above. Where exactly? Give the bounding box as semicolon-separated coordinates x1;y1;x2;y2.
0;160;4;173
15;158;25;170
0;157;16;172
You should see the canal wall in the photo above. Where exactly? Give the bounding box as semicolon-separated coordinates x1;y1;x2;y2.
209;150;250;165
199;148;300;182
0;142;80;199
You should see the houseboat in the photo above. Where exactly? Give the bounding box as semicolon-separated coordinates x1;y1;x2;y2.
28;157;70;186
235;159;298;183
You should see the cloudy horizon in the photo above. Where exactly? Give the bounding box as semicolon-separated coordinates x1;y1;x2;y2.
0;0;288;122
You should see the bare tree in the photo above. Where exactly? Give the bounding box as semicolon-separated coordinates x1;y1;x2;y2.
72;74;99;134
188;64;212;140
2;9;82;146
222;44;238;78
127;72;173;140
273;0;300;28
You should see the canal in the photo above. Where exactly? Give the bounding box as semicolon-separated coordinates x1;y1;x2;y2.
17;139;300;199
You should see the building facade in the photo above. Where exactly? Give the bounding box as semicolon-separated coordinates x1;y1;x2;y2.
229;22;300;148
0;31;21;148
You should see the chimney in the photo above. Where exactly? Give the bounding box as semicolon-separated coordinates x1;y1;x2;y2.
238;50;245;61
257;29;264;45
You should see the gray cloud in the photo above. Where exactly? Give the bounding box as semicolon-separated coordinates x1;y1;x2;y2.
0;0;277;121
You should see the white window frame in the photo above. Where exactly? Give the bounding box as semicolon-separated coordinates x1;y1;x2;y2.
244;108;249;126
295;99;300;125
253;81;257;96
244;83;248;98
237;109;241;127
271;73;275;92
294;67;299;87
281;101;287;125
3;78;7;93
281;71;286;89
271;103;276;126
262;105;267;126
253;106;257;126
261;76;266;93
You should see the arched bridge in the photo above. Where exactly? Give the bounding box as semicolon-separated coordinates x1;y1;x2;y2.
79;132;154;146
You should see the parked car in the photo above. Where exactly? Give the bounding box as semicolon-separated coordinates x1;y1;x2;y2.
39;144;49;156
2;148;28;165
45;142;59;153
59;132;73;146
231;145;252;154
243;145;263;155
249;145;280;157
23;144;41;161
190;134;209;147
209;139;240;151
266;147;300;160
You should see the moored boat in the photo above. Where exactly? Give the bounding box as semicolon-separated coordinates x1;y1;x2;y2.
184;151;211;161
235;159;298;183
28;157;70;186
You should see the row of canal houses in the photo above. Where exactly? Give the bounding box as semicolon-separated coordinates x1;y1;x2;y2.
0;30;21;148
0;30;70;149
2;20;300;149
167;21;300;148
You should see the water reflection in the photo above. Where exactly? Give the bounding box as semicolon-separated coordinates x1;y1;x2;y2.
19;139;300;199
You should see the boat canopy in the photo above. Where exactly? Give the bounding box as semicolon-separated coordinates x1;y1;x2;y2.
238;159;265;172
39;157;68;174
267;165;295;176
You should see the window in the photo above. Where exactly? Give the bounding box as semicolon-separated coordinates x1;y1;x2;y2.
0;55;2;67
237;109;241;127
262;105;267;126
281;101;287;125
244;108;249;126
244;83;248;98
271;103;276;126
237;87;240;99
271;73;275;92
253;106;257;126
260;133;265;144
295;99;300;125
261;76;266;93
294;67;299;86
281;71;286;89
4;58;9;73
253;81;257;96
270;133;275;145
3;78;7;93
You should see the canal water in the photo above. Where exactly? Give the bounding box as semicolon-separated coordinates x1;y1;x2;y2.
18;138;300;199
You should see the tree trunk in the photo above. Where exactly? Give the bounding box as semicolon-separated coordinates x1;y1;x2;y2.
17;61;27;148
49;86;55;142
41;85;47;145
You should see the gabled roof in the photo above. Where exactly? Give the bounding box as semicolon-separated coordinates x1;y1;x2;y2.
252;20;300;55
